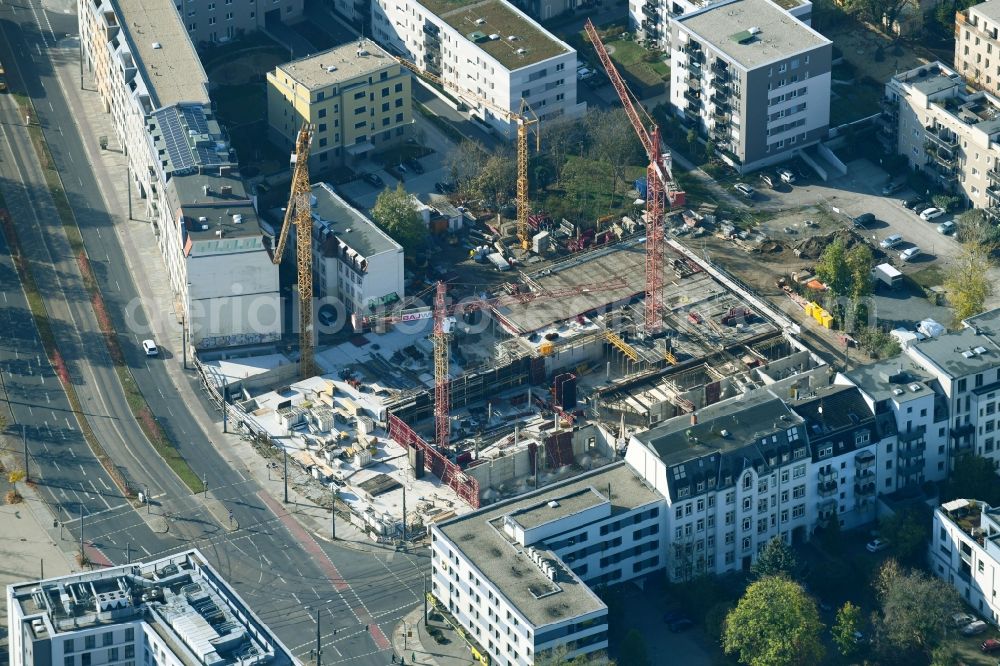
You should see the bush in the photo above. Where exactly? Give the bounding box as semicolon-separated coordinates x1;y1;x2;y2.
5;490;22;504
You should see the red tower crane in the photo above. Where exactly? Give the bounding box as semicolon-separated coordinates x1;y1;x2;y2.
357;278;627;450
584;19;684;335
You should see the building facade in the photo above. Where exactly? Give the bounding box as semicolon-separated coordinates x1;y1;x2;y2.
7;550;295;666
266;40;413;169
369;0;585;135
79;0;280;350
955;0;1000;98
633;0;812;50
175;0;304;47
880;61;1000;217
668;0;832;173
309;183;405;316
931;499;1000;624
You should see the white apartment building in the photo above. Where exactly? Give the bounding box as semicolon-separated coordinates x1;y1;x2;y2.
431;463;663;666
175;0;303;46
7;550;295;666
880;62;1000;217
309;183;404;316
369;0;585;135
837;357;951;490
79;0;280;350
668;0;832;173
906;309;1000;463
955;0;1000;98
632;0;812;50
931;498;1000;623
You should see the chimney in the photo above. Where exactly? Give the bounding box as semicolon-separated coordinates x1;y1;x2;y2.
690;412;698;426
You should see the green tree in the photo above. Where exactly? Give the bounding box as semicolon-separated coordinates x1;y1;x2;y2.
723;577;825;666
945;244;993;324
846;243;875;301
815;237;852;297
588;109;642;207
873;560;959;655
750;537;800;581
832;601;863;658
845;0;908;31
942;455;1000;505
956;208;1000;251
878;505;932;566
619;629;649;666
474;150;517;211
686;128;699;155
370;183;425;256
543;117;586;185
704;138;716;164
932;194;960;213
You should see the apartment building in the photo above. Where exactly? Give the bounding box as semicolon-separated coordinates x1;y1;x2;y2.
175;0;303;47
431;463;663;666
668;0;832;173
79;0;280;349
880;61;1000;216
907;311;1000;463
309;183;404;315
931;498;1000;623
369;0;585;135
633;0;812;50
266;40;412;170
955;0;1000;97
837;357;951;490
7;550;295;666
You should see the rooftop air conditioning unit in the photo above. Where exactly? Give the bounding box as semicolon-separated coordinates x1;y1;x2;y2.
516;48;527;55
326;65;338;72
489;33;500;40
475;17;485;24
909;383;922;392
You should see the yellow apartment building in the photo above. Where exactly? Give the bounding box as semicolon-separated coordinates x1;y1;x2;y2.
266;39;412;170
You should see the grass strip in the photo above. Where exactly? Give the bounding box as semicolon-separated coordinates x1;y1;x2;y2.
416;101;465;144
15;96;205;494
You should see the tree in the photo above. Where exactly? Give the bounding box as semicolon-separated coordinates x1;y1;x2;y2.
878;505;932;566
873;560;960;655
845;0;908;32
447;139;489;199
723;577;825;666
587;109;642;207
370;183;425;256
932;194;960;213
944;244;993;324
832;601;863;658
543;117;587;185
942;454;1000;505
750;537;800;581
956;208;1000;251
815;237;852;297
474;150;517;211
619;629;649;666
704;138;716;164
846;243;875;301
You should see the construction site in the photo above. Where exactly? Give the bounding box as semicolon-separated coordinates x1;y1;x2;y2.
194;22;827;543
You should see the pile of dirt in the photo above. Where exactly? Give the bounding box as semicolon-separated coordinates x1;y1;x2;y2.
756;240;785;254
793;229;872;260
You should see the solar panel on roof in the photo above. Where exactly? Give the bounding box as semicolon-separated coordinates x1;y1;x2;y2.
181;105;210;135
155;107;196;174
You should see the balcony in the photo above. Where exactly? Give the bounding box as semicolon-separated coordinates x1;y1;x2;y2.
854;480;876;496
989;186;1000;203
925;125;958;148
713;80;731;96
641;20;659;37
423;22;440;36
855;450;875;469
688;76;702;90
925;144;957;167
642;3;659;19
818;468;838;483
986;206;1000;222
897;457;925;475
711;59;728;73
686;59;702;77
988;167;1000;182
683;105;700;122
817;480;838;498
683;89;701;105
713;110;730;124
684;46;705;64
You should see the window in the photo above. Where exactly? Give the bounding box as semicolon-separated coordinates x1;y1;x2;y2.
125;629;133;642
124;647;134;659
85;636;96;650
725;511;734;525
743;497;752;511
108;649;119;662
65;658;74;666
82;656;91;666
319;138;327;147
318;108;327;119
394;83;404;93
396;113;404;122
66;640;75;654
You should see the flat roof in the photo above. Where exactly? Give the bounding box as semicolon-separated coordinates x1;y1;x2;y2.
677;0;830;70
278;39;396;90
437;462;661;628
509;488;607;531
175;173;261;241
893;62;963;97
116;0;209;107
311;182;401;258
844;358;937;403
970;0;1000;23
419;0;569;70
911;326;1000;379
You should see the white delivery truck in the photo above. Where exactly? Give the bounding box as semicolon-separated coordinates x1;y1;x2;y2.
872;263;903;289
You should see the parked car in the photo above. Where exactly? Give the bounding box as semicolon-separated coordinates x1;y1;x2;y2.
852;212;876;228
952;612;976;628
778;167;796;184
667;617;694;632
866;537;890;552
900;246;921;262
963;620;990;636
882;180;905;195
880;234;903;249
735;183;755;198
142;339;158;357
405;158;425;174
759;173;775;188
362;172;384;187
937;220;957;235
920;207;945;220
906;199;928;212
982;638;1000;653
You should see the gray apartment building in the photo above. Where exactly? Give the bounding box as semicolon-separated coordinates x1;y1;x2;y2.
668;0;832;173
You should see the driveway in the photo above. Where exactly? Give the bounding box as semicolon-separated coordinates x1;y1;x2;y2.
612;582;713;666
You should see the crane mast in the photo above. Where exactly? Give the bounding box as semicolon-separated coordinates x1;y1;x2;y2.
585;19;678;335
273;124;316;378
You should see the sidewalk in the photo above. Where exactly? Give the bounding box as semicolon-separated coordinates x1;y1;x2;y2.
388;605;479;666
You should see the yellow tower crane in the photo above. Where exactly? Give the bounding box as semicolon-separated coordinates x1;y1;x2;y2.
272;124;316;379
393;58;539;250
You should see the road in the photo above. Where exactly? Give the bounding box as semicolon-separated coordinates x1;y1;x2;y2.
0;3;428;664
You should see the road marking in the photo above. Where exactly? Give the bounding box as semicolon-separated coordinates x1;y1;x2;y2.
45;392;50;403
78;176;83;186
115;280;120;291
99;477;110;491
48;101;53;112
65;417;72;429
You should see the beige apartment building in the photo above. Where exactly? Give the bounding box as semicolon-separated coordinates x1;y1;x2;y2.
175;0;303;46
881;61;1000;221
266;40;412;170
955;0;1000;97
